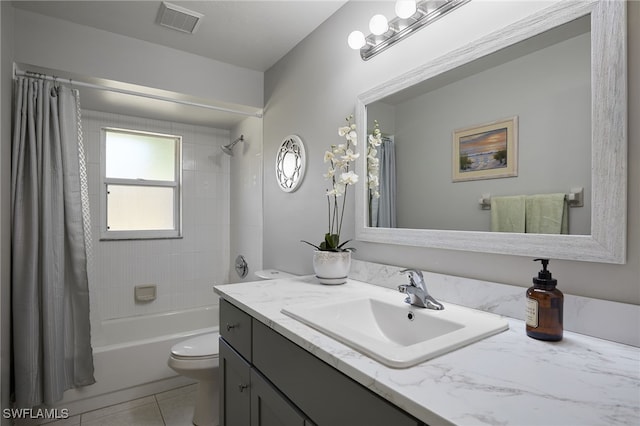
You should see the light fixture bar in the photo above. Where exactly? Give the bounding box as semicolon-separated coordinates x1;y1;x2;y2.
360;0;470;61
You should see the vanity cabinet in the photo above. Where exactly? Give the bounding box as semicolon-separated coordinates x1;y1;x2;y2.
220;299;311;426
219;298;424;426
220;339;310;426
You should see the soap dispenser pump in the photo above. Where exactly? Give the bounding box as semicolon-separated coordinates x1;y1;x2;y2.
526;259;563;341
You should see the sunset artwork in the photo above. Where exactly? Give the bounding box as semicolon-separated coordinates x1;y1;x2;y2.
452;117;518;182
458;127;508;172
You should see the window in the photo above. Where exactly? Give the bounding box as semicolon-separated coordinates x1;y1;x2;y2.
101;128;182;239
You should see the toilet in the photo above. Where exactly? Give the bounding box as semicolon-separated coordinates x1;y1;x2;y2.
255;269;295;280
168;333;220;426
168;269;296;426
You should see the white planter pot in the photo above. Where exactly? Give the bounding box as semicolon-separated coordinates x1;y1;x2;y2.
312;250;351;285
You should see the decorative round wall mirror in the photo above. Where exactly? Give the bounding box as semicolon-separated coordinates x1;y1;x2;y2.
275;135;306;192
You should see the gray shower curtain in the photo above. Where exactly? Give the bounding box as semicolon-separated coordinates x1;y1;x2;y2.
11;77;95;408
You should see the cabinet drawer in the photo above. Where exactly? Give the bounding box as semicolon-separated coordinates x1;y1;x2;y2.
252;320;421;426
220;298;252;361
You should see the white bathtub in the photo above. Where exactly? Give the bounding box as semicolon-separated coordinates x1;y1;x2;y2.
55;305;219;415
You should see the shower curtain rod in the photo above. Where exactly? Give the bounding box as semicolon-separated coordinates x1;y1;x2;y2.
14;69;263;119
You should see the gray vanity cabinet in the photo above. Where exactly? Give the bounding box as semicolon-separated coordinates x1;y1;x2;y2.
220;299;311;426
220;339;309;426
219;298;423;426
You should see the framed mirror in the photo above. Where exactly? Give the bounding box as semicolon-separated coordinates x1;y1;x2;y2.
355;0;626;263
276;134;306;192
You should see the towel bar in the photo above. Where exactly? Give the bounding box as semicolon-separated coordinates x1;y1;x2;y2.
479;187;584;210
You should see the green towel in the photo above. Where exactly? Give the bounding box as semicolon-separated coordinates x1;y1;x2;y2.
525;193;568;234
490;195;526;232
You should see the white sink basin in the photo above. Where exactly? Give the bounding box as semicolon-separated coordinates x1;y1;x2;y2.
282;296;508;368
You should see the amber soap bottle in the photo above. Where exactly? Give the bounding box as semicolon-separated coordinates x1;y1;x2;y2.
526;259;563;341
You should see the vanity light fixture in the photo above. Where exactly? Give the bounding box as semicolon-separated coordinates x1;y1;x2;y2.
348;0;470;61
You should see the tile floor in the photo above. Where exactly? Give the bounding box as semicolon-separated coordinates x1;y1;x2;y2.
45;384;199;426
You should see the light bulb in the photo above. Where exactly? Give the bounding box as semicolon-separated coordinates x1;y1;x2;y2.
369;14;389;36
347;30;366;50
395;0;416;19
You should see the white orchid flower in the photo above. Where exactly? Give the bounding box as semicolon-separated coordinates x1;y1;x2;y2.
324;168;336;180
324;150;335;163
327;183;346;197
333;143;347;155
341;149;360;162
338;126;351;137
368;133;382;146
339;171;359;186
333;159;347;170
347;130;358;144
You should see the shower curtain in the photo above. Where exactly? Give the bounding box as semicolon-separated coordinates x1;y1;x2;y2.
11;77;95;407
371;136;396;228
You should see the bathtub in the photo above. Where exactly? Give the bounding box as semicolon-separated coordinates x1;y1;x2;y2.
55;305;219;415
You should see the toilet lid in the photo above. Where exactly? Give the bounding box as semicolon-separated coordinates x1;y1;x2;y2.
255;269;296;279
171;333;219;358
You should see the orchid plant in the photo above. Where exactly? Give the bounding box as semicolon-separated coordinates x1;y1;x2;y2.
302;115;360;252
367;120;382;201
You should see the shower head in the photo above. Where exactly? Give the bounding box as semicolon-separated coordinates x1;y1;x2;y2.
221;135;244;156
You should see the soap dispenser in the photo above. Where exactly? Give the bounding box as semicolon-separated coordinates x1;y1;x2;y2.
526;259;563;341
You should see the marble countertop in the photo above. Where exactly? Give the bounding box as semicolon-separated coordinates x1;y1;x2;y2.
214;276;640;425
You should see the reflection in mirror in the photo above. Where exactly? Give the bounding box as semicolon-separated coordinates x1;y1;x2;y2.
276;135;306;193
367;15;591;235
355;0;626;263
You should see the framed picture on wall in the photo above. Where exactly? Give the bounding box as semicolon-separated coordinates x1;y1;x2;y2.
452;116;518;182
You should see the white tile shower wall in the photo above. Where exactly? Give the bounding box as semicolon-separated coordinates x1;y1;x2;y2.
82;110;230;321
229;116;264;283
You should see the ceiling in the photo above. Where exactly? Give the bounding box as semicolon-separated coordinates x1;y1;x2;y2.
12;0;347;72
11;0;348;128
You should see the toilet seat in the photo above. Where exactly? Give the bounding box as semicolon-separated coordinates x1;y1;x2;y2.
170;332;219;360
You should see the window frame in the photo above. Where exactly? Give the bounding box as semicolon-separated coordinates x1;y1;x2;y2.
100;127;183;240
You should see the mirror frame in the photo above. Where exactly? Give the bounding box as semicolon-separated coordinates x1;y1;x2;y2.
355;0;627;264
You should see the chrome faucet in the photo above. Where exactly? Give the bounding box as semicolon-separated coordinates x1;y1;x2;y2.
398;269;444;310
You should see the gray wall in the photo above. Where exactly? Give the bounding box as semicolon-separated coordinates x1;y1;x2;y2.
263;0;639;305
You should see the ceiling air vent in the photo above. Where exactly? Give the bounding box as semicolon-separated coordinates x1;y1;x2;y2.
156;2;203;34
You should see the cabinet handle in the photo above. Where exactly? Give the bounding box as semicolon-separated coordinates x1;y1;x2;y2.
238;383;249;392
226;323;239;331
